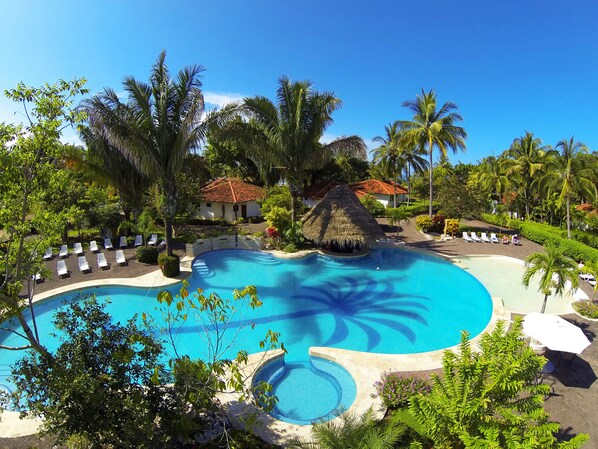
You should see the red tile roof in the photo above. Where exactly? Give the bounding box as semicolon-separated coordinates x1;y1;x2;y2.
201;177;265;204
349;179;408;196
304;181;341;200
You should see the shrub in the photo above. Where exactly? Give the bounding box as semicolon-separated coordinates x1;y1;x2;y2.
359;194;385;217
444;219;460;236
158;254;180;277
264;206;292;234
283;243;298;253
573;301;598;319
374;371;431;409
415;215;433;232
136;246;159;264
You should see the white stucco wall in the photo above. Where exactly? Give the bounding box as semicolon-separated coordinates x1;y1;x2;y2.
196;201;262;222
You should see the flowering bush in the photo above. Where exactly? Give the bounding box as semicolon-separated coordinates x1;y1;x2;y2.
573;300;598;319
415;215;433;232
265;227;279;239
374;371;431;409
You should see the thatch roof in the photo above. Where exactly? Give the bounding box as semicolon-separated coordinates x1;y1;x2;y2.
301;184;386;247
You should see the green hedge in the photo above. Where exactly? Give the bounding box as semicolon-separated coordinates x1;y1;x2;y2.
481;213;598;263
387;202;440;218
136;246;159;264
158;254;180;277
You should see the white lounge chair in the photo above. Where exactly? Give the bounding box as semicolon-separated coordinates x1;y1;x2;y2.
462;231;473;243
73;242;84;256
89;240;99;253
59;244;69;258
119;236;128;248
134;235;143;247
147;234;158;246
32;273;44;283
480;232;491;243
579;273;595;282
471;232;482;243
490;233;500;243
158;240;166;247
42;247;53;260
97;252;109;269
78;256;91;273
104;238;114;250
511;235;522;246
115;249;127;265
57;260;68;277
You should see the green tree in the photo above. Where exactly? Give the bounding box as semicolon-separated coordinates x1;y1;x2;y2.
409;320;589;449
542;137;597;239
503;131;547;219
231;76;366;221
523;243;580;313
474;154;510;207
0;79;88;356
85;52;233;256
12;296;171;447
398;89;467;217
79;125;151;222
372;122;404;208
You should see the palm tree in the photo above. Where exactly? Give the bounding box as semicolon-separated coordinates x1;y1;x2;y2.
542;137;596;239
398;89;467;217
372;122;404;207
79;126;150;222
399;141;428;205
289;409;406;449
522;244;579;313
476;155;510;206
234;76;366;221
85;52;230;256
502;132;547;219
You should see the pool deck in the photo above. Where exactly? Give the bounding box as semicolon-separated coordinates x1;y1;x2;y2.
2;220;597;447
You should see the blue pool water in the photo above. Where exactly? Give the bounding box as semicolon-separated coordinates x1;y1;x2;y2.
253;357;357;425
0;248;493;418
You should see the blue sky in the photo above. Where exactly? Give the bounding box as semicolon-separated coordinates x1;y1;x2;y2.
1;0;597;164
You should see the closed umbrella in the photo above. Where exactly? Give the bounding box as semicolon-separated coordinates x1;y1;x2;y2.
522;312;591;354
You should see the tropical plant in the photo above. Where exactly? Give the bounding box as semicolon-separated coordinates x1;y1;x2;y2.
502;131;547;219
12;296;171;447
360;194;385;217
523;243;580;313
79;124;151;222
374;371;431;409
386;207;409;236
230;76;366;221
372;122;404;208
289;409;411;449
475;154;510;205
0;79;88;356
542;137;596;238
397;89;467;217
409;320;589;449
84;51;235;256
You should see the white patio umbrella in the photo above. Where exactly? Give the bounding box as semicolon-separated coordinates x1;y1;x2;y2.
523;312;591;355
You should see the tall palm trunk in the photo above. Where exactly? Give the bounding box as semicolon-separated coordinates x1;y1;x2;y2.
566;196;571;239
428;142;434;218
163;179;178;257
407;165;411;206
541;294;549;314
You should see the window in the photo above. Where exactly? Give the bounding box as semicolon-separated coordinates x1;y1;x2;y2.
206;203;211;207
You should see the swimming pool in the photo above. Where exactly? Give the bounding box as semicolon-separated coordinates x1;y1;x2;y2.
0;248;493;421
458;255;584;314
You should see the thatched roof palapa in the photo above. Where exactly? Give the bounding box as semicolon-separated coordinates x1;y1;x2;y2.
301;184;386;248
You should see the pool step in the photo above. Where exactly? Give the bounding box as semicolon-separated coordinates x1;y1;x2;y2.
192;259;214;277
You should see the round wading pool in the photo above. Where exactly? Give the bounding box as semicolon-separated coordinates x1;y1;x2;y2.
253;356;357;425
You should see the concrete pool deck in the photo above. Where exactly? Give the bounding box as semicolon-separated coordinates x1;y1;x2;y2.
1;220;596;446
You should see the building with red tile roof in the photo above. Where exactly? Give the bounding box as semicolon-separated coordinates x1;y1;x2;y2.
349;179;408;207
198;177;266;222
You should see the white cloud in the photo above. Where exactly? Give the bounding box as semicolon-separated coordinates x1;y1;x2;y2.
203;91;244;108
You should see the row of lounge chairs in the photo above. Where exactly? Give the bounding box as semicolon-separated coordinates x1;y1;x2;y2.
462;231;521;245
42;235;161;260
56;250;128;278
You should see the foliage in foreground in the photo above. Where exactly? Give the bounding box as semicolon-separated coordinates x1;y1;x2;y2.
374;372;431;410
408;320;589;449
289;409;422;449
11;296;172;448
